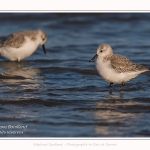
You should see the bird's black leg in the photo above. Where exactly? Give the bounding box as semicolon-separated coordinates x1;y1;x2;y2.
109;82;113;88
119;82;125;91
109;82;113;94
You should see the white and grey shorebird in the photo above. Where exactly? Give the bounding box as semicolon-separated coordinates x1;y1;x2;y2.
89;43;149;91
0;29;47;62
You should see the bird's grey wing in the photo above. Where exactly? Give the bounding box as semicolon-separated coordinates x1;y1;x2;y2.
0;33;25;48
110;54;149;73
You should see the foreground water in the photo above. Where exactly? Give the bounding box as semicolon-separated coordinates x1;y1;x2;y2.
0;13;150;137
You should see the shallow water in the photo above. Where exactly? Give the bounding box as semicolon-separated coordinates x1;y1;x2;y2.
0;13;150;137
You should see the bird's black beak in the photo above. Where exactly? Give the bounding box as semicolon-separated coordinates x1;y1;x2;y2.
89;54;98;62
42;44;46;54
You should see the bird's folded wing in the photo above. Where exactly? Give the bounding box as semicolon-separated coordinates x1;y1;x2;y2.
110;54;148;73
0;33;25;48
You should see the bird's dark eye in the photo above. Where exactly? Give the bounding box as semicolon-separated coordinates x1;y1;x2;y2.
41;35;45;41
100;50;103;52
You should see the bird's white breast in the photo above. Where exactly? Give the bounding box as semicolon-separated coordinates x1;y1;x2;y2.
95;57;141;83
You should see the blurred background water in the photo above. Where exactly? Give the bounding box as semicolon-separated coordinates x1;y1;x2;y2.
0;13;150;137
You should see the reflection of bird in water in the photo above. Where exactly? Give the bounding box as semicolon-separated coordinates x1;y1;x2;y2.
106;92;124;99
0;61;45;101
0;61;42;83
93;99;137;136
0;61;28;71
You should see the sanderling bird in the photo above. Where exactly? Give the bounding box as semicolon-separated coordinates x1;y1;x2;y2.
89;43;149;91
0;29;47;62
